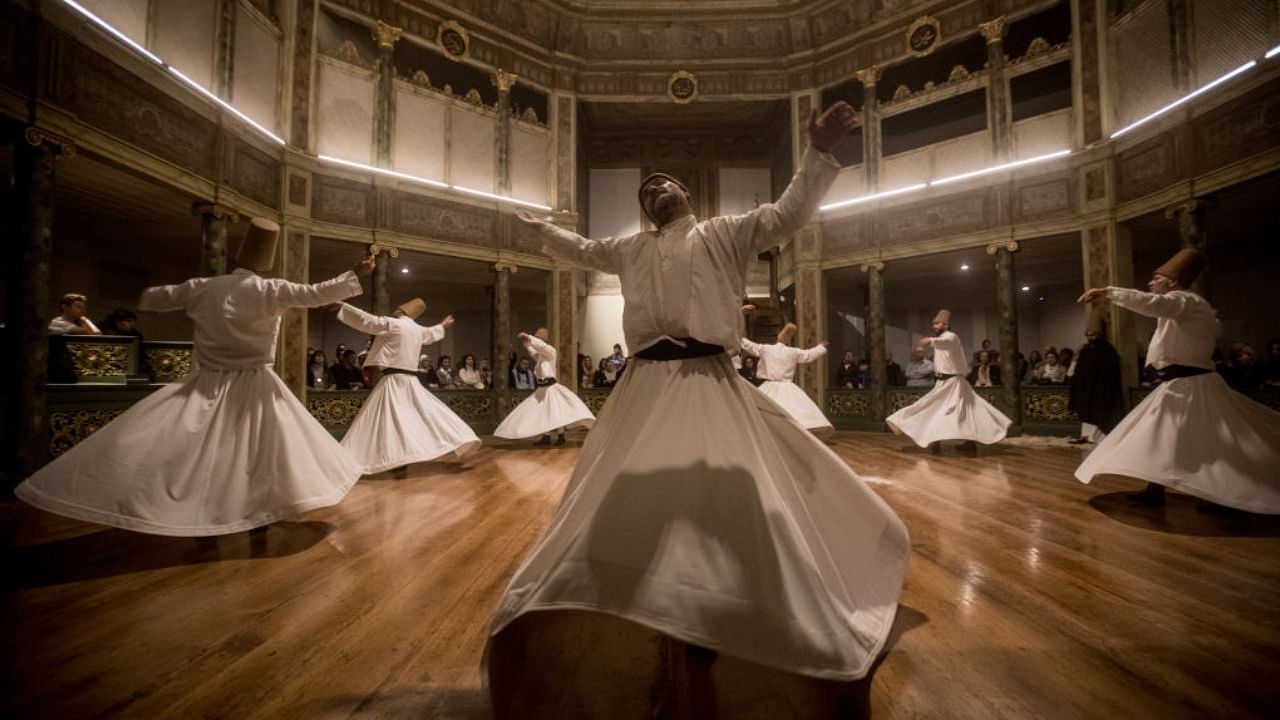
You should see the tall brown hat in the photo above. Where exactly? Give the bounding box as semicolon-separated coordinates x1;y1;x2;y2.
396;298;426;320
933;309;952;325
1153;248;1206;288
638;172;690;226
777;322;798;344
233;218;280;272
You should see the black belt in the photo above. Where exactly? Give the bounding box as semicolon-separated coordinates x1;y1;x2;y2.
935;372;957;380
382;368;422;377
535;377;557;387
1151;364;1211;384
635;338;725;361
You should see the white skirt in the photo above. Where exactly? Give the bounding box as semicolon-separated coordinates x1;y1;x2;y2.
493;383;595;439
487;355;910;680
16;368;362;536
1075;372;1280;513
756;380;834;434
885;375;1011;447
340;374;481;474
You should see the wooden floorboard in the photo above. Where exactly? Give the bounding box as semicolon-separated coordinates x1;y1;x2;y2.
3;433;1279;719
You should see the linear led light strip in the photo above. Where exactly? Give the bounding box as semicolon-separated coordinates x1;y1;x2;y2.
318;156;552;210
1268;44;1280;59
820;149;1071;212
169;68;285;145
62;0;162;64
1111;60;1257;139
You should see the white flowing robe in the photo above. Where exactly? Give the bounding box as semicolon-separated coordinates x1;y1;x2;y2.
16;269;365;536
494;335;595;439
886;330;1011;446
486;147;909;681
1076;288;1280;513
740;338;833;432
335;304;480;473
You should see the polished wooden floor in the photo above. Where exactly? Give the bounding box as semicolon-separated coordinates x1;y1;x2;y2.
3;433;1279;719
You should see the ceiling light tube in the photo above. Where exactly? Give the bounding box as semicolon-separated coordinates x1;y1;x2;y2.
1111;60;1257;139
61;0;163;65
820;183;928;212
930;149;1071;187
317;154;448;188
1267;45;1280;59
451;185;553;211
169;68;285;145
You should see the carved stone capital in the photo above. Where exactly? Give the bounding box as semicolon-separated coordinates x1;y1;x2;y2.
373;20;402;49
369;242;400;258
492;69;518;93
859;261;886;272
855;66;879;87
24;126;77;157
1163;199;1200;220
986;239;1019;255
192;202;239;221
979;17;1006;43
494;261;520;273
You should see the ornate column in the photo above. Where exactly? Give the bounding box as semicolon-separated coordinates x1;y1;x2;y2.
372;20;402;167
1083;222;1139;393
213;0;237;98
493;69;518;195
5;128;72;484
1070;0;1106;145
552;93;576;212
551;267;578;388
275;229;310;399
980;17;1012;162
1167;0;1194;92
862;261;888;422
1166;200;1209;297
493;263;513;416
856;67;881;191
369;241;396;317
194;203;237;277
289;0;318;149
990;240;1022;430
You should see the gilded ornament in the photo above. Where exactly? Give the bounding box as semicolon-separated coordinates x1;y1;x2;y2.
519;107;541;124
667;70;698;104
948;64;970;82
50;409;124;456
827;391;873;418
986;240;1019;255
906;16;942;57
331;40;366;67
892;84;912;101
66;343;129;377
855;67;879;87
1025;37;1051;56
309;395;366;427
464;88;484;106
438;21;470;59
146;347;193;381
492;69;518;92
372;20;402;48
369;243;400;258
979;17;1006;43
411;70;432;88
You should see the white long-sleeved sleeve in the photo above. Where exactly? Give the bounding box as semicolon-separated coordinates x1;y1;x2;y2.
1107;287;1191;320
931;331;962;351
796;343;828;364
420;323;446;346
336;303;395;335
537;224;623;275
713;147;841;256
138;279;199;312
267;270;363;311
740;338;766;357
525;334;555;362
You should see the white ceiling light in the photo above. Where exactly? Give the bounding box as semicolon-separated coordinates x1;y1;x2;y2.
930;150;1071;187
820;183;927;212
1021;285;1030;292
61;0;163;64
451;185;552;211
318;155;447;188
1266;44;1280;59
169;68;285;145
400;267;409;274
1111;60;1257;139
960;264;970;271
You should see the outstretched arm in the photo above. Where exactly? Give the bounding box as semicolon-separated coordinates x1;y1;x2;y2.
139;279;200;312
516;211;622;274
740;337;766;357
421;315;452;345
796;341;829;364
1079;286;1192;320
336;303;394;334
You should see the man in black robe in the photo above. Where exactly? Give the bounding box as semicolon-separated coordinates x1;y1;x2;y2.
1068;315;1126;444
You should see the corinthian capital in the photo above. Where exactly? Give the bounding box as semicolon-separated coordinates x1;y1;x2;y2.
373;20;402;49
979;17;1006;43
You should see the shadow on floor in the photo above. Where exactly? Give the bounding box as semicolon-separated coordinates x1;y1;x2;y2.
1088;492;1280;537
4;520;333;589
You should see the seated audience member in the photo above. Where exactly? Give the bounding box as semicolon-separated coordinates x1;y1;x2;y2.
1058;347;1074;373
307;350;331;389
331;349;365;390
1035;350;1067;384
1220;342;1264;392
885;352;904;386
738;355;764;386
1029;350;1043;376
579;354;594;389
835;350;858;388
856;358;873;389
418;354;438;389
968;350;1001;387
458;353;486;389
99;308;143;338
436;355;456;388
478;358;494;389
48;293;102;336
593;357;618;387
905;347;935;387
607;343;626;372
511;356;536;390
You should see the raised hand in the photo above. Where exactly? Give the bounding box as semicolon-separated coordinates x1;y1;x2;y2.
441;314;455;327
808;101;858;153
515;210;554;230
740;304;757;316
354;253;376;277
1077;288;1109;304
919;337;933;346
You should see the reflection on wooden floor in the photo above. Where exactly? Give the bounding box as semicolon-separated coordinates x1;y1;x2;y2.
3;433;1279;719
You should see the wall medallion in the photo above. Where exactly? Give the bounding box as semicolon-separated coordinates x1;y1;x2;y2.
438;20;470;60
667;71;698;104
906;16;942;57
